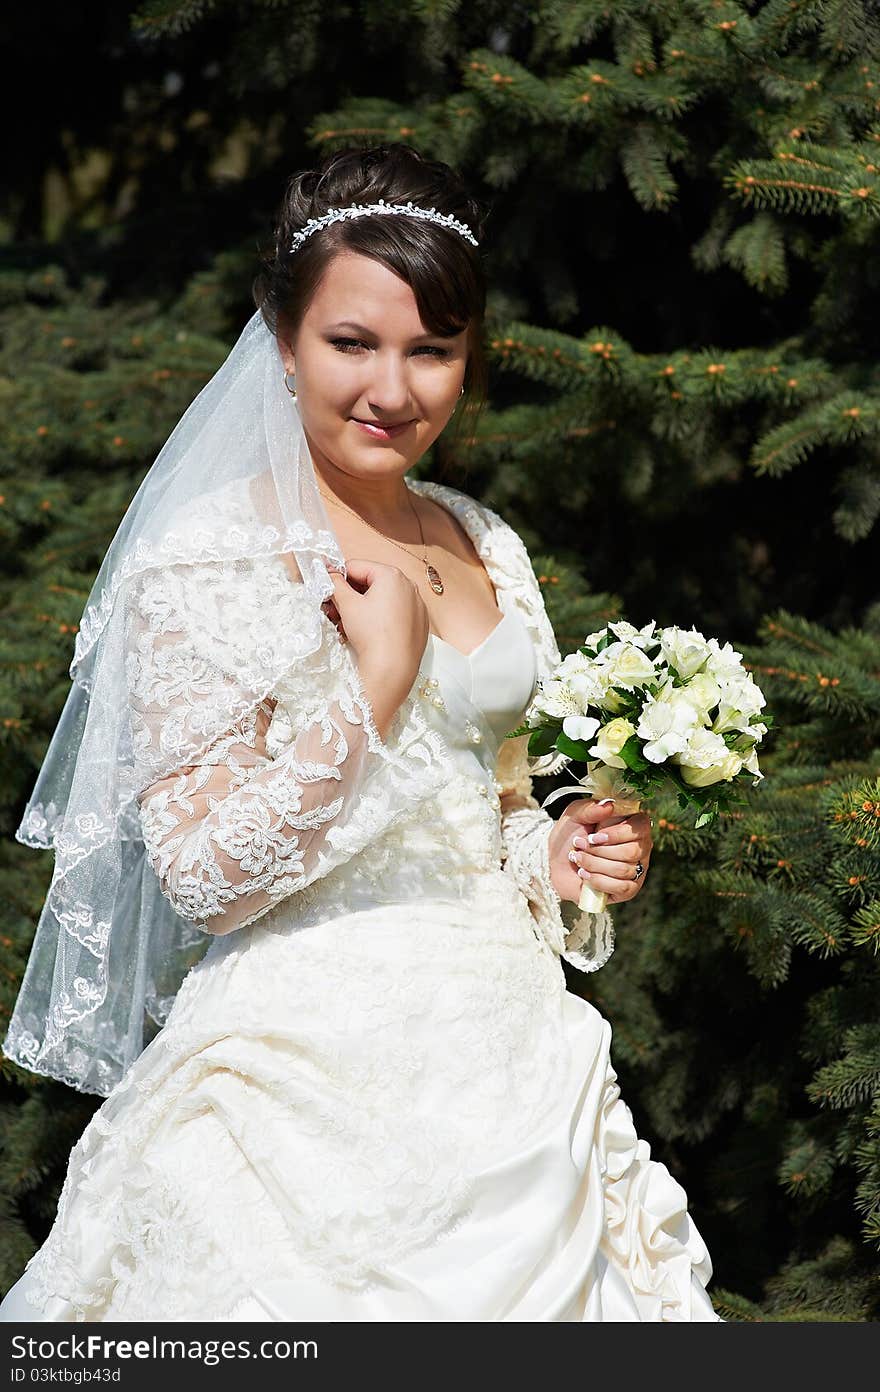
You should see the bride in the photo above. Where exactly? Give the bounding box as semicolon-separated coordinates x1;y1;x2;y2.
0;142;719;1322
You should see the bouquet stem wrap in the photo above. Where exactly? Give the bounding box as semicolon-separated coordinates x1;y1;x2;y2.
540;763;643;914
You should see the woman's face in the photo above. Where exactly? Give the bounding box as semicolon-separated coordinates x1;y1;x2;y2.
276;251;469;484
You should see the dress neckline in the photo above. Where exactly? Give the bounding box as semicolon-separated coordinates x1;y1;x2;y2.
429;607;511;662
404;476;508;662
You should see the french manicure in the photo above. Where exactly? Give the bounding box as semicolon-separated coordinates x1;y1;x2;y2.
597;798;615;806
588;831;609;845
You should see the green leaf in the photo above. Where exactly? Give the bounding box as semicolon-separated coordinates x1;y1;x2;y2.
527;725;559;757
556;731;594;760
609;684;639;707
619;735;650;772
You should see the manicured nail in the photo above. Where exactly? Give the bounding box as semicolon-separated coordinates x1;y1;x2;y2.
588;831;609;845
572;837;589;850
578;869;591;880
598;798;615;806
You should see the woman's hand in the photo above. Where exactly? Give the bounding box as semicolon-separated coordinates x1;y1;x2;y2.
323;558;430;740
547;799;653;906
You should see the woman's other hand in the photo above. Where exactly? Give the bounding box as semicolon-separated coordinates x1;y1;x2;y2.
547;799;653;905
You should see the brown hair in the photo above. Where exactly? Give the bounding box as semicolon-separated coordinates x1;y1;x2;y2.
252;143;490;456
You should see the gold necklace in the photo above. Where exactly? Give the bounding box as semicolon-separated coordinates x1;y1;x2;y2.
317;485;445;596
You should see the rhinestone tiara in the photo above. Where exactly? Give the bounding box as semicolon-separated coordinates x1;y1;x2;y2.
289;198;479;252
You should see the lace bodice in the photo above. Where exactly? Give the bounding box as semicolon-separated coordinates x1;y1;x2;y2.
133;476;614;976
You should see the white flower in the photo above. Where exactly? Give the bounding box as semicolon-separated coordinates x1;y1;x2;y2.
712;674;767;734
676;728;743;786
562;714;602;743
588;717;637;769
559;650;594;675
596;684;629;715
658;625;713;679
555;652;606;704
607;619;658;650
680;671;722;720
741;745;764;781
570;671;605;705
655;676;711;724
533;679;577;720
597;641;658;691
534;666;602;721
705;636;745;680
636;695;700;763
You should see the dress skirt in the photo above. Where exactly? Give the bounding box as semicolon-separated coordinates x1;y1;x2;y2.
1;886;719;1322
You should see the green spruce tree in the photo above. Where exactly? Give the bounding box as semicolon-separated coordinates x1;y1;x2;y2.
2;0;879;1316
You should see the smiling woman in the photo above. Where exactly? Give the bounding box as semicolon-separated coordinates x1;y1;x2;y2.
254;145;488;490
274;250;468;499
1;142;719;1325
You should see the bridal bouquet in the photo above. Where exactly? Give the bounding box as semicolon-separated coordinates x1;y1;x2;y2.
507;620;771;914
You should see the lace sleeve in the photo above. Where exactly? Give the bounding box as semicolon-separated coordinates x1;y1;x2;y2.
127;558;436;937
135;690;379;935
496;733;615;973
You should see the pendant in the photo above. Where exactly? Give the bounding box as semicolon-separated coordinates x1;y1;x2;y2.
426;563;444;595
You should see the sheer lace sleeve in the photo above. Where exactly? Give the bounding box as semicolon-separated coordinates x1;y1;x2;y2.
496;734;615;973
135;691;379;935
127;557;438;937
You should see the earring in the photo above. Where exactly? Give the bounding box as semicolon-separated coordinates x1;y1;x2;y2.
283;370;297;401
452;384;465;414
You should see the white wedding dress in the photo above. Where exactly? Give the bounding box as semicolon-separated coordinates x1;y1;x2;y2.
1;540;719;1323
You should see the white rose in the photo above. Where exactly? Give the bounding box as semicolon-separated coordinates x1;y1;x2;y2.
636;695;700;763
677;726;728;766
588;717;637;769
658;625;712;679
600;641;658;691
655;677;709;724
680;748;743;787
597;684;630;715
676;728;743;786
562;714;602;743
681;671;721;720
